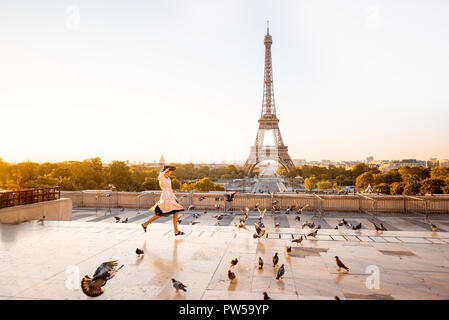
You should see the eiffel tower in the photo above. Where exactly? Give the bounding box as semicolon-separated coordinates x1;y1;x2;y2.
243;23;295;176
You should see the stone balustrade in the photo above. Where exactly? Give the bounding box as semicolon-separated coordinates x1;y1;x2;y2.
61;191;449;214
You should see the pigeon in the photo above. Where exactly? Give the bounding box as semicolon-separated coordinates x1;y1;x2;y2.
373;223;381;232
263;291;272;300
81;261;123;297
338;219;348;227
316;225;321;230
430;222;438;232
275;222;280;229
37;216;46;224
272;253;279;268
379;223;388;231
235;222;249;232
120;208;125;212
225;192;237;202
187;205;195;211
285;246;292;253
257;208;267;219
114;216;121;222
335;256;349;272
292;235;303;245
227;269;236;281
171;278;187;292
297;203;310;214
276;264;285;280
258;257;264;270
307;229;318;237
334;226;338;229
352;223;362;230
136;248;144;256
199;196;206;201
121;217;128;223
294;216;301;222
230;258;238;267
285;207;291;215
334;296;340;300
253;222;266;239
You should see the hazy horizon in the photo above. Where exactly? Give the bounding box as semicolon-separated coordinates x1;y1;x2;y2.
1;0;449;164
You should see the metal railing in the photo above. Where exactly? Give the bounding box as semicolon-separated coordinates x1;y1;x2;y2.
0;188;60;209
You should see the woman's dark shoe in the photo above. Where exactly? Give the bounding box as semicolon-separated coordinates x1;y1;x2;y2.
141;224;147;233
174;231;185;236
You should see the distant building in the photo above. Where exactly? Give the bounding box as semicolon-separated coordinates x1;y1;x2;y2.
366;156;374;162
378;159;426;172
439;159;449;168
292;159;307;166
426;158;439;168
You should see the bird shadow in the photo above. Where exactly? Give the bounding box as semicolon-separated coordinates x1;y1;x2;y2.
334;272;350;283
136;256;144;266
227;279;238;291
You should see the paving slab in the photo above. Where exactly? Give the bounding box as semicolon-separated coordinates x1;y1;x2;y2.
1;221;449;300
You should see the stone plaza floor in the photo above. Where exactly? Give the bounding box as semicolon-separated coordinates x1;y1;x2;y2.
1;212;449;300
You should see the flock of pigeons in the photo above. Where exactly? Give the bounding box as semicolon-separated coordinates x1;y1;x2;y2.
76;191;439;299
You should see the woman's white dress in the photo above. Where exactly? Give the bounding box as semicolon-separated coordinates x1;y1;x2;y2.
149;171;184;213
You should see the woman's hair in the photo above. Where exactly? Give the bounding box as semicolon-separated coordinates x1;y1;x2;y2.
162;165;176;173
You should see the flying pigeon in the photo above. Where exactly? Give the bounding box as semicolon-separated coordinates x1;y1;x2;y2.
225;192;237;202
136;248;144;257
307;229;318;237
292;235;303;245
81;261;123;297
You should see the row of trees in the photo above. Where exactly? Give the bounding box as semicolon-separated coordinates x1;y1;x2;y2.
278;163;380;186
2;157;448;195
280;163;449;195
0;158;231;192
355;166;449;195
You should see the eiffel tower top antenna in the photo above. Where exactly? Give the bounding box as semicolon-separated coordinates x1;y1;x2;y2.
267;20;269;34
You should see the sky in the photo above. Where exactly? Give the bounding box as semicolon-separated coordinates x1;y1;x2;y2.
1;0;449;164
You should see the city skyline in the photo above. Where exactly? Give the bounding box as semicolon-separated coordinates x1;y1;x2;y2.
1;0;449;164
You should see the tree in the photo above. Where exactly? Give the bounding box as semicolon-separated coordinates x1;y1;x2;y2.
430;167;449;180
352;163;377;178
171;177;181;190
403;179;421;195
442;179;449;194
399;166;430;182
193;178;215;192
304;177;317;191
355;172;374;191
383;169;402;184
142;177;160;190
373;183;390;194
419;178;445;195
317;180;333;191
214;183;225;191
332;181;342;192
390;182;405;195
180;182;194;192
106;161;133;191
